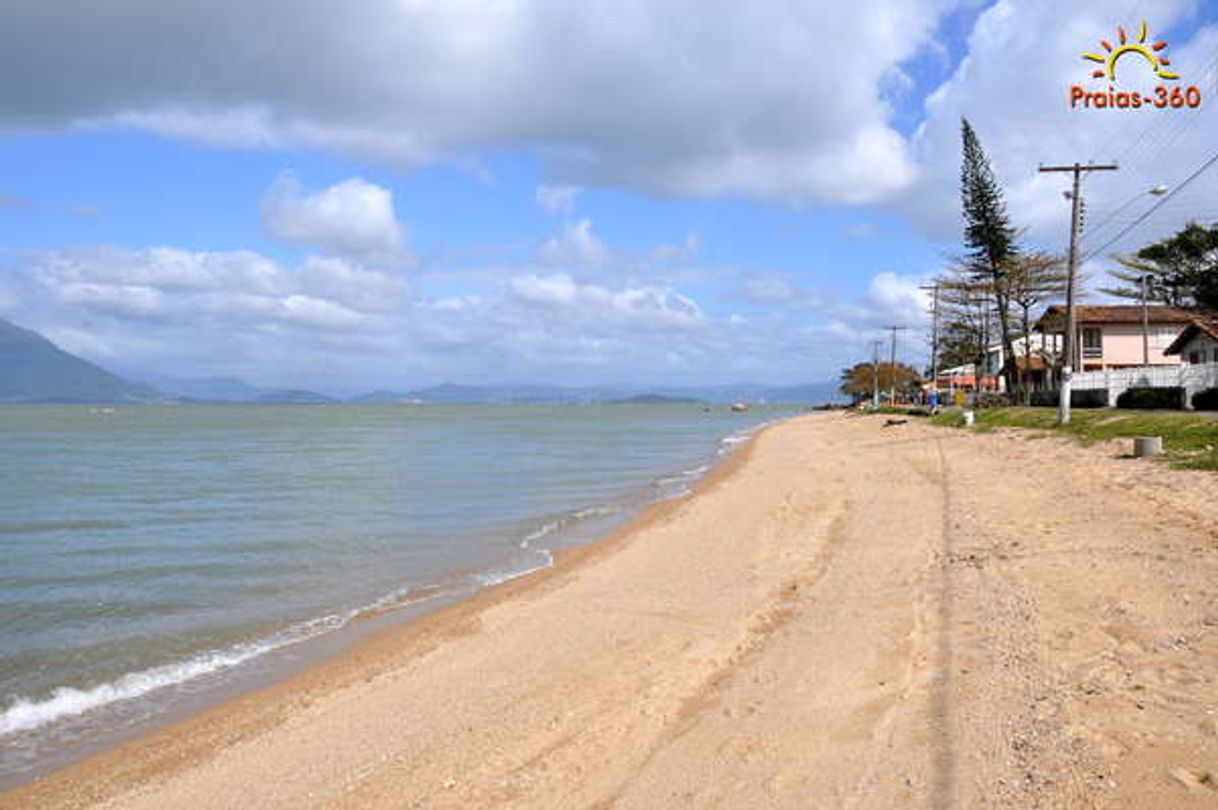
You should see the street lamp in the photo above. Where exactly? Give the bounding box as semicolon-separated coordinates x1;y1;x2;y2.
1140;185;1169;366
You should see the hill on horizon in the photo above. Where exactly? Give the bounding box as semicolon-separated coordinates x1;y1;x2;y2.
0;319;160;403
0;320;845;406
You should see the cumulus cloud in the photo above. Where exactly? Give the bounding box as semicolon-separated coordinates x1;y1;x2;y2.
7;231;938;388
0;0;960;205
261;174;409;260
863;271;932;325
537;219;610;270
22;245;400;332
509;273;704;329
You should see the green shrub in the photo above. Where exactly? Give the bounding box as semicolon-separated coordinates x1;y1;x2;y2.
1028;388;1108;408
1116;386;1185;410
1192;387;1218;411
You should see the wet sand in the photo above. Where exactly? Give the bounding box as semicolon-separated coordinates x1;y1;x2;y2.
5;412;1218;808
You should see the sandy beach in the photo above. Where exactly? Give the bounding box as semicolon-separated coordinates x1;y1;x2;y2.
5;411;1218;809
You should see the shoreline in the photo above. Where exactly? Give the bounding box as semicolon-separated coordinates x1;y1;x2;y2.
7;412;1217;808
0;413;778;807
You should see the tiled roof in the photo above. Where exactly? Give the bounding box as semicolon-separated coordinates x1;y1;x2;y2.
1036;304;1195;330
1164;317;1218;355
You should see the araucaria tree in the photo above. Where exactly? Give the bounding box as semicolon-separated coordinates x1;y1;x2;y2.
960;118;1019;392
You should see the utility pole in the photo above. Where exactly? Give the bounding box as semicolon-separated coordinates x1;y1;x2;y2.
1141;272;1150;366
920;283;941;402
885;325;908;407
870;339;884;410
1037;161;1118;424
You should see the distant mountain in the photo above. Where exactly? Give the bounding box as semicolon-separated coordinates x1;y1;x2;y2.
348;382;843;406
607;393;704;405
0;321;845;407
142;374;265;402
349;389;422;404
399;383;607;405
254;389;336;404
0;319;160;403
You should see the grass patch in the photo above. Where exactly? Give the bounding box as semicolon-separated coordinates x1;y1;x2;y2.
930;407;1218;470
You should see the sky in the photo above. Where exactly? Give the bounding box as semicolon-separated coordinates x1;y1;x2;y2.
1;0;1216;393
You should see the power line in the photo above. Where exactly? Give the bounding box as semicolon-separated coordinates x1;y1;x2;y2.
1081;148;1218;262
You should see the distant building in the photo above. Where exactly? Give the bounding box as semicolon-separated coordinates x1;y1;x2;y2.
1164;318;1218;365
981;333;1059;391
1035;305;1194;371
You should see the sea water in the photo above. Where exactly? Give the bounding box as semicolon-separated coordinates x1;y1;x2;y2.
0;403;796;785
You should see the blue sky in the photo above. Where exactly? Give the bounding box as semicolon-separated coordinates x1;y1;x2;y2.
1;0;1216;392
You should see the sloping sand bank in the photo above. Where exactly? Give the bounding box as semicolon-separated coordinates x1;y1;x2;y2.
6;413;1218;809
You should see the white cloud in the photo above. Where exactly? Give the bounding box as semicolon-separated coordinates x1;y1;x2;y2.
864;271;932;325
22;245;400;333
8;234;943;388
509;273;704;329
535;184;580;216
537;219;610;270
261;174;409;260
651;232;702;263
0;0;959;205
903;0;1218;261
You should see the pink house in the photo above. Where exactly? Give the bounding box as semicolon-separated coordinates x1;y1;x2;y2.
1035;305;1195;371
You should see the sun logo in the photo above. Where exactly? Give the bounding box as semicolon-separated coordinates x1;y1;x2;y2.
1083;21;1178;81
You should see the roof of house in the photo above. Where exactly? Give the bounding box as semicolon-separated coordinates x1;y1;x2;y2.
1036;304;1195;331
1163;317;1218;355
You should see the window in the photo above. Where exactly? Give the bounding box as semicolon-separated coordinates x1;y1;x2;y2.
1082;327;1102;359
1189;350;1201;364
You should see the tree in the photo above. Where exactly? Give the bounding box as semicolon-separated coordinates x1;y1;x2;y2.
1101;222;1218;311
1003;251;1066;400
934;260;995;373
839;361;921;405
960;118;1020;391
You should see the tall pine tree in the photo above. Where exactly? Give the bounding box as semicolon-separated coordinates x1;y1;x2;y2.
960;118;1019;393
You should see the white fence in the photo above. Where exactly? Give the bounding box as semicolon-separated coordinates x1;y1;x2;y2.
1070;362;1218;408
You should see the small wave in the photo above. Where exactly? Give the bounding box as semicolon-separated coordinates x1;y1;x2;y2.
0;585;443;738
476;549;554;587
0;640;289;736
519;506;616;549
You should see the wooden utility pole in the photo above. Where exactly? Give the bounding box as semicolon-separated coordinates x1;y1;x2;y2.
870;339;884;410
1037;162;1118;424
1141;272;1150;366
885;325;908;406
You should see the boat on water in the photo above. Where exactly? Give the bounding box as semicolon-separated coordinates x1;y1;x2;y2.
730;402;748;412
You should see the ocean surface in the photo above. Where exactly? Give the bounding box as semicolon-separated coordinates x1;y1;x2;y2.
0;403;797;786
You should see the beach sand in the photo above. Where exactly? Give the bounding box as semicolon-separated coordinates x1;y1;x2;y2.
5;412;1218;809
